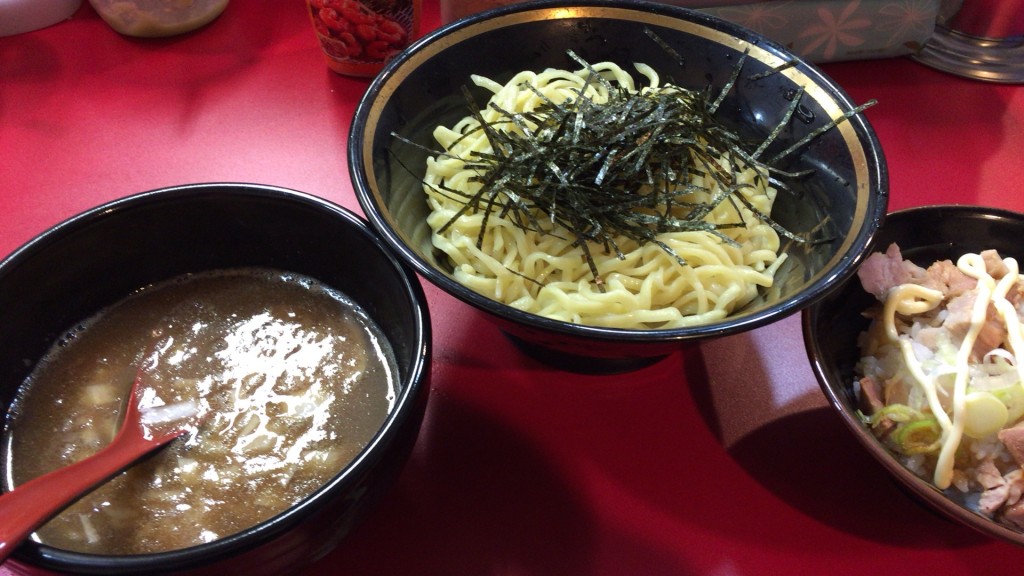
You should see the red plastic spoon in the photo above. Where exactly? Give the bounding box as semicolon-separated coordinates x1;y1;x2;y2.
0;365;191;563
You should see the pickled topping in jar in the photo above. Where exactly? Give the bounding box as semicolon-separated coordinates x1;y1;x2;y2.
307;0;419;77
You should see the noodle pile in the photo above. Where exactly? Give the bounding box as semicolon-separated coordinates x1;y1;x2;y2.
423;62;786;329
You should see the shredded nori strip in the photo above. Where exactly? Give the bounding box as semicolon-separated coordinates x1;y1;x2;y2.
392;30;875;290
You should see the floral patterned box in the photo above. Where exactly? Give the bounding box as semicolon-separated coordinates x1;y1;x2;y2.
441;0;945;63
678;0;943;62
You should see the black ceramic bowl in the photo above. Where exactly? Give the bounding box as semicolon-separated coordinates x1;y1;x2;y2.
351;0;887;372
0;183;431;574
803;204;1024;546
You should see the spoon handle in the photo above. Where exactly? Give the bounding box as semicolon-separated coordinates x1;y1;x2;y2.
0;428;183;563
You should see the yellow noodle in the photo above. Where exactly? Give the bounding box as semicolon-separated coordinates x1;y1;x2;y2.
424;63;784;329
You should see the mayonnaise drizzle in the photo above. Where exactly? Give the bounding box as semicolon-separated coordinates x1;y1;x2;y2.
883;253;1024;489
884;284;947;430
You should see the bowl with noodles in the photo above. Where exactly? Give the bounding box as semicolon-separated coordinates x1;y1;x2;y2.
804;205;1024;546
350;0;887;372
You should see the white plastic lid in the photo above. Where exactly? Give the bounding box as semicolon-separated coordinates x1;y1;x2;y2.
0;0;81;37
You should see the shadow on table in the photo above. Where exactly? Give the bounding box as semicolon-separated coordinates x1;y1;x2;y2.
320;307;715;574
691;323;992;551
0;3;311;115
727;406;991;549
319;355;601;574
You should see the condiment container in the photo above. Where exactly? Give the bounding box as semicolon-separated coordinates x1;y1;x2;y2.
941;0;1024;39
306;0;420;77
0;0;81;37
87;0;229;37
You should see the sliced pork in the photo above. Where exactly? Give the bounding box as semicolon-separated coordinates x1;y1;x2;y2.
857;243;926;300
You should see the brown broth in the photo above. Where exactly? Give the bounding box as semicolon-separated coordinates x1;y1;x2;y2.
1;268;396;555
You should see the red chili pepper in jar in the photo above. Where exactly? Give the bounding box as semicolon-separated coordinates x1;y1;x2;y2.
307;0;421;77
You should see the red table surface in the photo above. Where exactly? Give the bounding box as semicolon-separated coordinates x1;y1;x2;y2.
3;2;1024;575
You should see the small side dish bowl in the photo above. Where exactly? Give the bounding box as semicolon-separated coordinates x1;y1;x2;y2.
0;183;431;574
350;0;888;372
803;204;1024;546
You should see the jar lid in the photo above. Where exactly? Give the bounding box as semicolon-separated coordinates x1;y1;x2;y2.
87;0;229;37
0;0;81;37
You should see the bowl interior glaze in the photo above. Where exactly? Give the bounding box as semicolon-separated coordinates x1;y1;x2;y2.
352;0;887;368
0;183;431;574
803;204;1024;546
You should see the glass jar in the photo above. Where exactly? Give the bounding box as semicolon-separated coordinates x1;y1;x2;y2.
87;0;229;37
306;0;421;77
